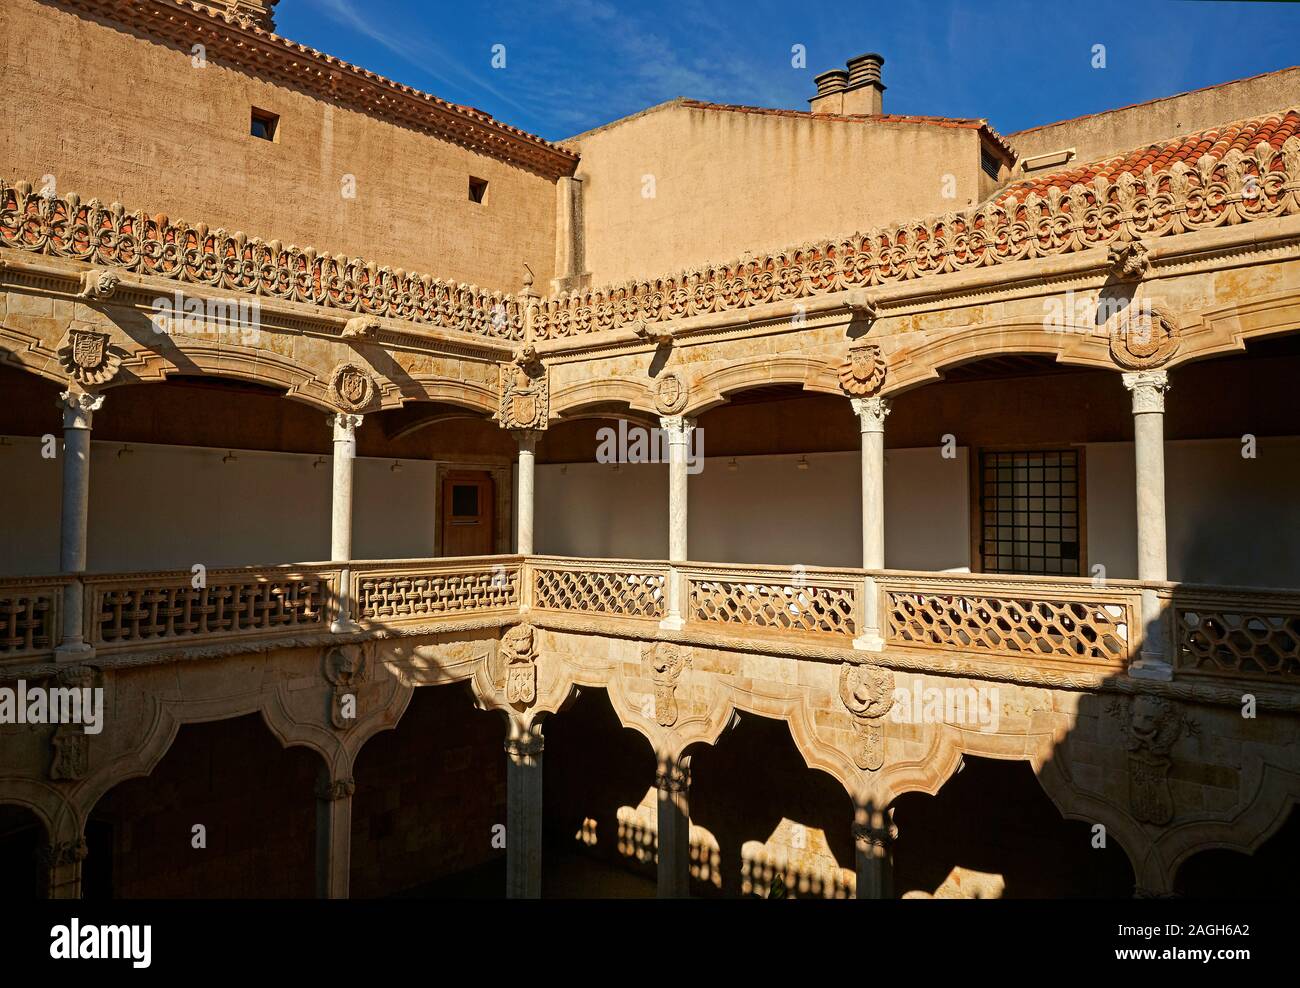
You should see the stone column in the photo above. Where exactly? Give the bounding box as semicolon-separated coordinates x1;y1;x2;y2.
853;804;894;899
315;773;354;899
56;391;103;661
505;725;544;898
1123;371;1172;680
42;838;88;899
659;415;695;631
851;397;889;651
514;429;541;555
329;413;362;633
656;757;691;898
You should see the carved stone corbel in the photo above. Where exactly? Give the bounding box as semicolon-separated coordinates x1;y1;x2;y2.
631;319;673;345
839;662;895;771
644;641;691;726
1107;240;1152;281
845;290;878;323
340;314;381;340
1108;695;1196;825
324;644;367;731
75;268;120;301
500;623;538;709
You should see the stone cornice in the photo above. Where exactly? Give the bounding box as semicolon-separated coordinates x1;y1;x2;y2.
53;0;577;180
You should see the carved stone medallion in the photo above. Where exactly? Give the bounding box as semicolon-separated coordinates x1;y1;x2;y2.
57;329;124;386
837;342;887;397
1107;301;1180;370
654;372;688;415
839;662;894;771
330;362;377;412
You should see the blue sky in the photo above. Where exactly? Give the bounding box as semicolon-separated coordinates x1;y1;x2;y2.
281;0;1300;141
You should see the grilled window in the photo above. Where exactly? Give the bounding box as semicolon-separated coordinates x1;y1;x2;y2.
979;449;1081;576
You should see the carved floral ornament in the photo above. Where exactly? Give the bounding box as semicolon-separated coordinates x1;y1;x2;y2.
57;329;125;387
3;132;1297;344
1107;301;1181;370
330;361;377;412
497;345;549;431
838;341;887;397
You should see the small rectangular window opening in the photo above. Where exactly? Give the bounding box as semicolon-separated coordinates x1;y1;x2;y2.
251;108;279;142
468;176;488;203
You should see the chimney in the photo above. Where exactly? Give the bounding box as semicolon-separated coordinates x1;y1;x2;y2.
809;53;886;116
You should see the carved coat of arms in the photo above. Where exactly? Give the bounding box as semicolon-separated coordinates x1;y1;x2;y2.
1107;301;1180;370
839;662;895;771
330;362;377;412
645;642;690;726
57;329;124;386
497;346;548;431
837;342;887;397
1110;695;1194;825
501;623;538;708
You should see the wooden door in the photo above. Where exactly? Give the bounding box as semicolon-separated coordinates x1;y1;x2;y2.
441;472;495;557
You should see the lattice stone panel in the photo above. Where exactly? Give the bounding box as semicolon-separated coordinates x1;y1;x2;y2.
95;578;326;644
886;591;1127;662
1177;608;1300;679
0;592;56;655
533;568;665;618
357;570;518;621
689;580;857;637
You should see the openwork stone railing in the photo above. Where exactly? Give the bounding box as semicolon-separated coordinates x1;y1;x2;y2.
533;133;1300;337
0;577;67;660
1167;586;1300;681
530;557;667;619
4;562;1299;683
0;179;523;341
86;566;337;652
684;563;862;641
876;572;1138;668
353;557;521;623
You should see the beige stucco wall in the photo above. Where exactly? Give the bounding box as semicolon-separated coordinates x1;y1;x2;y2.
566;102;986;287
0;438;443;573
1008;66;1300;166
0;0;557;292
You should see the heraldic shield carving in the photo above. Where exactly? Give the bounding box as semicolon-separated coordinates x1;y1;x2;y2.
501;623;538;708
498;346;548;431
57;329;125;387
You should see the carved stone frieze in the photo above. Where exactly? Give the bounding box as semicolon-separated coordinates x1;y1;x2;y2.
839;662;894;771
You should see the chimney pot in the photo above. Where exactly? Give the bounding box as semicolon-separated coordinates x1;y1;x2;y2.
845;52;885;88
813;69;849;97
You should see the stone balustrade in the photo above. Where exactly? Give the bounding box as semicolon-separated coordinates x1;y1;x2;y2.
2;559;1298;683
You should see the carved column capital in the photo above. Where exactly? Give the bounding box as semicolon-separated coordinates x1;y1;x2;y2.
505;734;545;759
852;806;897;848
316;777;356;801
39;838;89;867
655;761;691;793
850;396;890;434
512;428;542;453
328;411;364;439
1122;370;1170;415
658;415;696;441
58;390;105;430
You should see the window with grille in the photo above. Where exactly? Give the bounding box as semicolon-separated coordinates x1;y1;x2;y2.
979;449;1081;576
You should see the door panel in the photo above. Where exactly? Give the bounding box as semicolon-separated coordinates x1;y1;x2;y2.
441;473;495;556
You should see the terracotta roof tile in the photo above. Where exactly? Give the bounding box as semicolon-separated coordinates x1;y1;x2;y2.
996;108;1300;203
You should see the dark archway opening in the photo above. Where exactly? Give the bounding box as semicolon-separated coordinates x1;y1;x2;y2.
1175;805;1300;898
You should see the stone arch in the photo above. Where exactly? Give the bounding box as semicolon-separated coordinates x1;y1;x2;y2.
548;377;657;420
1170;286;1300;369
686;355;841;417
